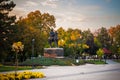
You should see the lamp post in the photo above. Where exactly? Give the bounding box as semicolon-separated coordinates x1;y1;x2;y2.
32;38;35;68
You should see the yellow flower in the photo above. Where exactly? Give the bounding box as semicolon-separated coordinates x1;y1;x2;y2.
0;71;45;80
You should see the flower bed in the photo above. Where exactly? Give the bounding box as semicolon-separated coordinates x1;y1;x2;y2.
0;71;45;80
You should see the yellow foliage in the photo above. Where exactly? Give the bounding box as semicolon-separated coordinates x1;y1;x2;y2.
82;44;89;49
69;43;76;48
65;37;68;42
29;26;37;33
77;44;81;47
70;30;81;41
58;39;65;47
12;41;24;53
70;35;76;41
68;43;89;50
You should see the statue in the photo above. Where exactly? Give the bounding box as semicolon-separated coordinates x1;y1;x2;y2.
44;29;64;58
48;29;58;48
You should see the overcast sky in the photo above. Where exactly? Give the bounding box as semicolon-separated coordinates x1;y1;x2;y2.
11;0;120;31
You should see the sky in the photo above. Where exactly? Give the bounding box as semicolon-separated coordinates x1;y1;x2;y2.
11;0;120;32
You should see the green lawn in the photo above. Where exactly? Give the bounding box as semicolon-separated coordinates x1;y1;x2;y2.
85;60;106;64
113;59;120;63
0;65;32;72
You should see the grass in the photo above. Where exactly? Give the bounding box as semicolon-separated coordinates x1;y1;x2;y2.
85;60;106;64
0;65;32;72
113;59;120;63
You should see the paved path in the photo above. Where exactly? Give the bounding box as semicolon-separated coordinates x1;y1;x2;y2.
106;59;119;64
29;63;120;80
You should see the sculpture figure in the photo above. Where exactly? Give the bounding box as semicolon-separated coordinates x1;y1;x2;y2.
48;29;58;48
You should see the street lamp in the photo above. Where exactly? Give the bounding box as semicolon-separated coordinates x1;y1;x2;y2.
32;38;35;68
32;38;35;59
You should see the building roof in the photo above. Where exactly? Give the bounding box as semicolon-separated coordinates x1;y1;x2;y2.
103;48;111;54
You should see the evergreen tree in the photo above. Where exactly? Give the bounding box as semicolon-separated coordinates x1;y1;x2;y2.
0;0;16;62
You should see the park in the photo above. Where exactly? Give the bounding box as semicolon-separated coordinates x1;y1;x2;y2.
0;0;120;80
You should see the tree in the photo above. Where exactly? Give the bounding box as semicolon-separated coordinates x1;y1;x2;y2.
57;27;66;40
15;10;56;59
97;48;104;60
94;37;102;48
26;10;56;31
58;39;65;47
65;28;73;44
109;25;120;57
82;29;97;55
12;41;24;77
97;27;111;49
0;0;16;62
70;29;81;42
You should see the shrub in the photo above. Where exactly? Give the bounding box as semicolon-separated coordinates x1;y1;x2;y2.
20;57;72;66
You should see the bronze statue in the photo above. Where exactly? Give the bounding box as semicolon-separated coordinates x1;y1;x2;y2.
48;29;58;48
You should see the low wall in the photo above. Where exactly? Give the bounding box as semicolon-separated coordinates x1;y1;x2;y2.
44;48;64;58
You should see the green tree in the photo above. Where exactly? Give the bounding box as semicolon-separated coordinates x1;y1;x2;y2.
0;0;16;62
97;48;104;60
82;29;97;55
94;37;102;48
97;27;111;49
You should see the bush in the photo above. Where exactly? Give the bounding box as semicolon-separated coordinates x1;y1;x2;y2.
72;60;85;65
20;57;106;66
20;57;72;66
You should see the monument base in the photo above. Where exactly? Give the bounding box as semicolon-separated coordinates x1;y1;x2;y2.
44;48;64;58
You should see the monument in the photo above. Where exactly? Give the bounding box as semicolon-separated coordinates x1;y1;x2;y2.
48;29;58;48
44;29;64;58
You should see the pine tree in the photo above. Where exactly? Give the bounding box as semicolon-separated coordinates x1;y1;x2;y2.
0;0;16;61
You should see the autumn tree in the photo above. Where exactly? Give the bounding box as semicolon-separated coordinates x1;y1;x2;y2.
70;29;81;42
57;27;66;40
109;25;120;57
15;10;56;59
61;28;73;56
65;28;73;44
62;28;82;57
0;0;16;62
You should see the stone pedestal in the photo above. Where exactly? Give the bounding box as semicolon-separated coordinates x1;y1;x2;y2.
44;48;64;58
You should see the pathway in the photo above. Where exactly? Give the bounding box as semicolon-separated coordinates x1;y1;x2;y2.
106;59;119;64
29;63;120;80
